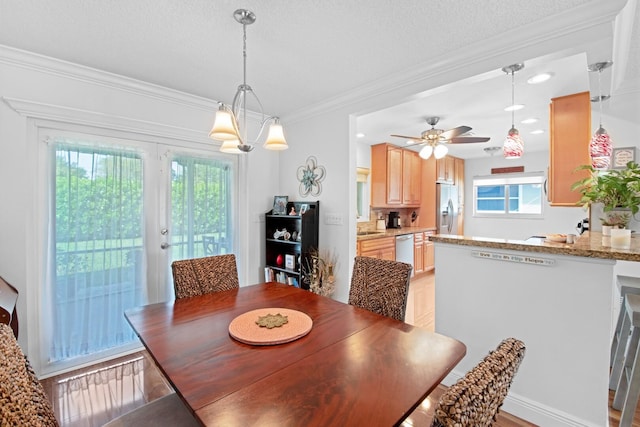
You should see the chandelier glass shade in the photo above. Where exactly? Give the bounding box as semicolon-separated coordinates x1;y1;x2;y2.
588;61;613;170
209;9;288;153
501;64;525;159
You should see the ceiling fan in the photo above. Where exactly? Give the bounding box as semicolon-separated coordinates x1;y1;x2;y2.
391;116;490;145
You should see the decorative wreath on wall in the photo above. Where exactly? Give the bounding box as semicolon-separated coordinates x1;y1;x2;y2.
297;156;326;197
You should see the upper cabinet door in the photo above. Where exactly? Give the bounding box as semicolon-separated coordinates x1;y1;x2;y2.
548;92;591;206
402;150;422;206
371;143;421;207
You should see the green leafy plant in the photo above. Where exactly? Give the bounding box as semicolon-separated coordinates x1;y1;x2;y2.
571;161;640;227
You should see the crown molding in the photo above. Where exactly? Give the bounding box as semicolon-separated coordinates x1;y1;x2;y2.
2;96;212;145
283;0;625;124
0;44;218;113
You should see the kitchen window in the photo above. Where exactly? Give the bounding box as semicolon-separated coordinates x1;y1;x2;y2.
472;172;544;218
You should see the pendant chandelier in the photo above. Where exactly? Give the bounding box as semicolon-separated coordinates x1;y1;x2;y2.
587;61;613;170
501;63;525;159
209;9;288;153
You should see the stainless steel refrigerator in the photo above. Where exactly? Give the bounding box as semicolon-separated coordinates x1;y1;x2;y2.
436;183;458;235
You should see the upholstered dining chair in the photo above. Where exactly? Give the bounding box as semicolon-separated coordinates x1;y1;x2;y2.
430;337;526;427
0;323;59;426
171;254;239;299
348;256;412;322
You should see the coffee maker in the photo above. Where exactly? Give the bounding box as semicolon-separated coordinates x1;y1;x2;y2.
387;211;400;229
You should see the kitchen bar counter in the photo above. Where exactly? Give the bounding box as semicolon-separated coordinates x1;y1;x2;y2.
429;231;640;262
431;231;627;426
356;226;436;241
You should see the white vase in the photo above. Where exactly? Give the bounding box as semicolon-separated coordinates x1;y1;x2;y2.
602;225;613;236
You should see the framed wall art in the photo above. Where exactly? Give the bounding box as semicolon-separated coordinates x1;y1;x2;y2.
272;196;288;215
611;147;636;169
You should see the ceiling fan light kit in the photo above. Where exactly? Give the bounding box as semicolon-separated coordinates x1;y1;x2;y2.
209;9;288;153
587;61;613;170
419;145;434;159
501;63;525;159
391;116;489;160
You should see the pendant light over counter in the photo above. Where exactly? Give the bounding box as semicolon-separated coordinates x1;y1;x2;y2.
501;63;525;159
587;61;613;170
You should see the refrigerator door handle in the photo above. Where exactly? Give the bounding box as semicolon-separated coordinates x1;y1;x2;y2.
447;199;454;233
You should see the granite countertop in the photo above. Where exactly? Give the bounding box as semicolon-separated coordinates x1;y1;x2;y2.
356;226;437;241
428;231;640;262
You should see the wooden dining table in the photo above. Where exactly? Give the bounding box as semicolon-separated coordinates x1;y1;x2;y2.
125;282;466;426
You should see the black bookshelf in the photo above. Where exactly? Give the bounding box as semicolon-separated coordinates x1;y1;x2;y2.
264;201;319;289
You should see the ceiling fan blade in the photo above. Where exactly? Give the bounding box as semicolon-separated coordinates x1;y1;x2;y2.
448;136;491;144
440;125;472;140
390;134;424;141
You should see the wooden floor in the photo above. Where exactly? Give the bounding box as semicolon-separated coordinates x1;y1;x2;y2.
40;350;541;427
38;350;639;426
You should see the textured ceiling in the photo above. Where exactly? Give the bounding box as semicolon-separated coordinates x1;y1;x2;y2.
0;0;638;158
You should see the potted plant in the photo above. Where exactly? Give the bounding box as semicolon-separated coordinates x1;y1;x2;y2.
571;161;640;228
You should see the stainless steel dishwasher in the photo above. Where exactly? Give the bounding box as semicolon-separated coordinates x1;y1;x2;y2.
395;234;414;276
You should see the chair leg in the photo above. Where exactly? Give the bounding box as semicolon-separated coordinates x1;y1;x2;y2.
612;313;633;390
614;327;640;411
613;295;626;365
620;327;640;427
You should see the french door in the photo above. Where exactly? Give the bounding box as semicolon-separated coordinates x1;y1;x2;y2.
39;129;237;375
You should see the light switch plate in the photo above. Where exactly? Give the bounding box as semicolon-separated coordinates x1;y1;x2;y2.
325;213;343;225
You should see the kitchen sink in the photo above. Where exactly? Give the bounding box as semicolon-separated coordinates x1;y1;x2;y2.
357;231;385;236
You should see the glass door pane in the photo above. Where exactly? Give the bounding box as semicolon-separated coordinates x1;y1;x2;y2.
51;142;146;363
169;155;235;263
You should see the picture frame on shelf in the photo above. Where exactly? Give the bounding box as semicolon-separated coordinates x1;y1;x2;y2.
272;196;288;215
299;204;308;215
285;254;295;270
611;147;636;169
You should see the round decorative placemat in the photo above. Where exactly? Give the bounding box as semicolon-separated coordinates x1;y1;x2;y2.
229;308;313;345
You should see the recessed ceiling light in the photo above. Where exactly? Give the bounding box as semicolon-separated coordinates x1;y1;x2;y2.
521;118;538;124
530;129;545;134
527;72;554;84
356;132;365;138
504;104;525;112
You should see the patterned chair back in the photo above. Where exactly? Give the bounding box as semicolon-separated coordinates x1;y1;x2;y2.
171;254;239;299
348;256;412;322
431;338;526;427
0;323;59;426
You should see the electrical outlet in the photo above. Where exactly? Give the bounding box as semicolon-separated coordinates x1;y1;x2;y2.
325;213;343;225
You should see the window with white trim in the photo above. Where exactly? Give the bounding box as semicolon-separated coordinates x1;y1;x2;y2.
473;172;544;218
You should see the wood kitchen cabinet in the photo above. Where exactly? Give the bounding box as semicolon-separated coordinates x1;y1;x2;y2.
418;157;437;229
413;232;424;275
371;143;421;207
436;156;455;183
424;231;435;272
454;157;465;235
357;236;395;261
548;91;591;206
403;149;422;205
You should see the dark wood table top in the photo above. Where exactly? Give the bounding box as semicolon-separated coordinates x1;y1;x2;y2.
125;282;466;426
